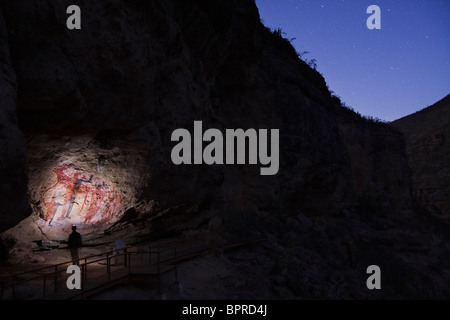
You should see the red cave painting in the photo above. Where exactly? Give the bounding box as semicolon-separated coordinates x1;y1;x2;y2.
41;165;120;227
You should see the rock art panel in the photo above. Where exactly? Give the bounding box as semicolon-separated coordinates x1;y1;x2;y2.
40;165;120;229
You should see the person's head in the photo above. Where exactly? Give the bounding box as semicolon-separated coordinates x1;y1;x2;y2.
72;225;77;232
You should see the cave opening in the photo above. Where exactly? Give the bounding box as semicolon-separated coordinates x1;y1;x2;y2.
1;132;152;260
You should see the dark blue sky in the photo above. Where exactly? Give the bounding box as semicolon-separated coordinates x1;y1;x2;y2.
255;0;450;121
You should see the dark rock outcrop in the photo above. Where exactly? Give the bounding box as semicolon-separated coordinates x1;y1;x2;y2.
392;94;450;220
1;0;449;298
0;10;31;233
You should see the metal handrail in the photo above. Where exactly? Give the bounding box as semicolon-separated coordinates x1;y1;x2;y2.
0;245;178;300
0;237;264;300
0;246;128;282
0;246;131;299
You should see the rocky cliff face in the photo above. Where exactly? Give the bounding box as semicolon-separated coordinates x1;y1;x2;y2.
392;95;450;220
0;9;31;232
1;0;449;299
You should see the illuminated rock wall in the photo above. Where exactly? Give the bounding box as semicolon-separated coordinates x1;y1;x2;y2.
39;164;119;228
25;134;150;239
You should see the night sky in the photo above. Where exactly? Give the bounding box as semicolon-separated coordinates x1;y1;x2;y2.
255;0;450;121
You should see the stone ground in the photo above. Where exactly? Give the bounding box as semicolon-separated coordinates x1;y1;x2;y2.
89;254;276;300
88;245;278;300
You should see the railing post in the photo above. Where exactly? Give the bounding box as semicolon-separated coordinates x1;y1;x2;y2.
43;275;46;300
84;262;87;284
12;276;15;299
148;246;152;266
157;251;161;295
157;251;160;274
54;265;58;293
107;254;111;281
81;263;84;295
174;247;179;284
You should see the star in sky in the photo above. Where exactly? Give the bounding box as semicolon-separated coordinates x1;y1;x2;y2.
255;0;450;121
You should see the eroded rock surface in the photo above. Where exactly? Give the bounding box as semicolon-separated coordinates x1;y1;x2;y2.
392;95;450;220
0;10;31;233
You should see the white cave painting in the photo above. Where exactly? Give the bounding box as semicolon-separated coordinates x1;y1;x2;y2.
40;165;120;227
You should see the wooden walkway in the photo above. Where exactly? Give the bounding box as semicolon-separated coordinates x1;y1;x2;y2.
0;244;179;300
0;237;265;300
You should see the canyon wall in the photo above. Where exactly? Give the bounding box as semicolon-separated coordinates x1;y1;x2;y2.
392;95;450;220
0;0;449;298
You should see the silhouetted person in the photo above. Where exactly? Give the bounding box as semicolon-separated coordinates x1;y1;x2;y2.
68;225;82;265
